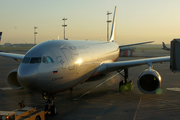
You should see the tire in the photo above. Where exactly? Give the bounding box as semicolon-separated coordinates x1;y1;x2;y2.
45;104;49;111
126;81;133;91
51;105;58;115
35;116;41;120
119;80;124;91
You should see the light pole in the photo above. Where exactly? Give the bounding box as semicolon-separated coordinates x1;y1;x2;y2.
107;11;112;41
34;26;38;45
62;18;67;40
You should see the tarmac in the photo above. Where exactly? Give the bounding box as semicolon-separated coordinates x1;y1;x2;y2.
1;49;180;120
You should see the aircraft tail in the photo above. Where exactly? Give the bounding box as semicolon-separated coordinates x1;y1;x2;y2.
109;6;117;42
162;42;171;51
162;42;167;48
0;32;2;42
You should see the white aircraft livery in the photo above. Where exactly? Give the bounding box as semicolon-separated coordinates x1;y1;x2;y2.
0;6;170;115
162;42;171;51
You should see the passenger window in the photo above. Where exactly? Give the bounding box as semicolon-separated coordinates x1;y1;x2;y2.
42;56;48;63
30;57;41;63
22;57;30;63
46;56;54;63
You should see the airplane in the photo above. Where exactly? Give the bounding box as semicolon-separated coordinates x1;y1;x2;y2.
0;6;170;115
162;42;170;51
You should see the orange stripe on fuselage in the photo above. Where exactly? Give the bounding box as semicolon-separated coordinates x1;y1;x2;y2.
91;72;102;77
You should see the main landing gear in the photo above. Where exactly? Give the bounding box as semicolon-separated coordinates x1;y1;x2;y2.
118;68;133;92
42;93;58;115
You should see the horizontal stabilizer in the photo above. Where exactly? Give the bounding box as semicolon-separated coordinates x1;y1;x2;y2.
119;41;154;48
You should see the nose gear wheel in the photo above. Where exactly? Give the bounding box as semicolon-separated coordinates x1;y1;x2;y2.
42;93;58;115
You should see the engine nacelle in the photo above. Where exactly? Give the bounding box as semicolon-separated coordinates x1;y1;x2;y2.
7;69;23;89
137;69;161;94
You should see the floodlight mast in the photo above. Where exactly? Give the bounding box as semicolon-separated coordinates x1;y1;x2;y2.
34;26;38;45
107;11;112;41
62;18;67;40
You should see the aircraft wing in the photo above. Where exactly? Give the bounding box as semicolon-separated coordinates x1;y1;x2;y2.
97;56;170;73
119;41;154;48
0;52;24;61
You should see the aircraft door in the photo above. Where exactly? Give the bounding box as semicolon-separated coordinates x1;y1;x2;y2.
61;48;75;70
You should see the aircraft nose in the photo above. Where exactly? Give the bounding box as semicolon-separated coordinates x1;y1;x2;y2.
17;64;39;91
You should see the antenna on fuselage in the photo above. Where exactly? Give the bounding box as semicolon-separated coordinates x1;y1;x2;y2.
109;6;117;42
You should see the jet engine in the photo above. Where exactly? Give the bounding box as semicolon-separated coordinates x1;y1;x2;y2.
137;69;161;94
7;69;23;89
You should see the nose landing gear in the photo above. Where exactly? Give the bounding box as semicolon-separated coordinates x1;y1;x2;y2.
118;68;133;92
42;93;58;115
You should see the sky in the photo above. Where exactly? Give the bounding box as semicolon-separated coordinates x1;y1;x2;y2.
1;0;180;45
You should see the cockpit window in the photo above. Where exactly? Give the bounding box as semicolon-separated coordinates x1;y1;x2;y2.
30;57;41;63
46;56;54;63
42;56;54;63
42;56;48;63
23;57;53;64
22;57;30;63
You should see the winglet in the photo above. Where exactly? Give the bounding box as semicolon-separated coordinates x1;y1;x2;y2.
0;32;2;42
109;6;117;42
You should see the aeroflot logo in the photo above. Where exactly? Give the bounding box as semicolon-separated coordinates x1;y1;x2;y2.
69;45;88;50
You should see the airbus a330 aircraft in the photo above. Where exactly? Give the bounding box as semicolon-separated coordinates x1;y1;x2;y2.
162;42;171;51
0;7;170;114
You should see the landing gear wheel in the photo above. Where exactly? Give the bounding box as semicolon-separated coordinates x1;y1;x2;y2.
126;81;133;91
119;80;125;92
51;105;58;115
35;116;41;120
118;68;133;92
43;93;58;116
45;104;50;111
119;80;133;92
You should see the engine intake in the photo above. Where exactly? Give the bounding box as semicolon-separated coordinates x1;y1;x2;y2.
7;69;23;89
137;69;161;94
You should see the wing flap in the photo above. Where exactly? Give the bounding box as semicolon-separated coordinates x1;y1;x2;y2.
0;52;24;61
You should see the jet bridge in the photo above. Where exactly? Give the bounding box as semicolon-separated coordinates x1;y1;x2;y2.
170;39;180;72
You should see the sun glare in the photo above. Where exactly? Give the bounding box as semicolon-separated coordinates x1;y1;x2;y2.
76;59;82;64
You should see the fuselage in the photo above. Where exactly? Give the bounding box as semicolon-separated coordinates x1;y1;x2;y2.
17;40;120;94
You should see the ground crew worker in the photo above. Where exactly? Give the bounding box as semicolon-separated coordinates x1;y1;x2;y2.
18;100;25;109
